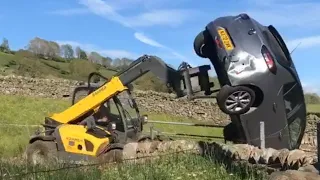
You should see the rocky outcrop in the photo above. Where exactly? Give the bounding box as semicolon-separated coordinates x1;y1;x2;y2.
0;75;229;125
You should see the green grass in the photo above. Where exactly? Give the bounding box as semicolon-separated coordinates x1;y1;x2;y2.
0;153;268;180
0;52;117;81
0;94;267;180
0;94;223;158
307;104;320;113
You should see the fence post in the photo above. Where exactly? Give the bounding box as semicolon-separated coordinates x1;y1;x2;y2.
260;121;265;149
317;122;320;166
150;123;154;140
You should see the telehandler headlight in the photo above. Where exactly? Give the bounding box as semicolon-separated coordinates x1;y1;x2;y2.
141;115;148;124
111;122;116;130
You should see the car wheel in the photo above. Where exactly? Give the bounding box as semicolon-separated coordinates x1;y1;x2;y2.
100;148;123;163
193;30;208;58
217;85;255;115
25;140;58;166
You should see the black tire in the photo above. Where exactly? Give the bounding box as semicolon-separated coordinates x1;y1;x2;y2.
100;149;123;163
223;122;246;144
25;140;58;166
217;85;255;115
193;30;208;58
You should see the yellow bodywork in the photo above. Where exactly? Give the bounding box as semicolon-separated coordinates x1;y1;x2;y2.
50;76;127;124
58;124;110;156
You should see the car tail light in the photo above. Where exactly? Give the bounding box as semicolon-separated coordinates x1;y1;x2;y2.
261;45;277;73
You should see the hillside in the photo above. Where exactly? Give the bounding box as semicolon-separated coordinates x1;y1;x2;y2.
0;51;220;93
0;35;319;104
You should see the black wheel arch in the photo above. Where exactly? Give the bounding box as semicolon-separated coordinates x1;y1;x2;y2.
29;135;56;144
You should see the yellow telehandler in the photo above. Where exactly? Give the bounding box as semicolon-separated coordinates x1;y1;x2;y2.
25;55;213;165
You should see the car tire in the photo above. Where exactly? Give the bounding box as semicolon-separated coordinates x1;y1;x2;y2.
25;140;58;166
217;85;255;115
100;148;123;163
193;30;208;58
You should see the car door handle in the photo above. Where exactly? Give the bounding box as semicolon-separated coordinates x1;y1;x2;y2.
273;102;277;112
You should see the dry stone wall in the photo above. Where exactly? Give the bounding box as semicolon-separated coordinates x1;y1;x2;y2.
0;75;230;125
0;74;319;135
1;75;320;179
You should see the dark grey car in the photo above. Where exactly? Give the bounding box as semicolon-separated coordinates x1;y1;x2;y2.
193;13;307;150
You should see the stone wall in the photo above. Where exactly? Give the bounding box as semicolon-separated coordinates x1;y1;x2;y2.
0;74;319;129
0;75;230;125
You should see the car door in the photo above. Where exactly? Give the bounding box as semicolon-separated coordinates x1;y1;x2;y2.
267;25;307;149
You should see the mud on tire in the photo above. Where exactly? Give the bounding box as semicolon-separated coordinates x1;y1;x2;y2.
25;140;58;166
99;149;123;164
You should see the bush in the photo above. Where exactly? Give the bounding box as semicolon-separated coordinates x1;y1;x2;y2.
134;72;170;92
305;93;320;104
69;60;98;81
15;50;37;59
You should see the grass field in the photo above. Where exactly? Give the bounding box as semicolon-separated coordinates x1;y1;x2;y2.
0;94;223;158
0;94;268;180
307;104;320;113
0;153;267;180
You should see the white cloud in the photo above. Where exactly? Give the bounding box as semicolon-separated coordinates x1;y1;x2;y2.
48;8;89;16
286;35;320;50
133;32;200;66
127;9;196;27
56;40;139;59
234;1;320;29
302;82;320;95
104;0;193;11
134;32;165;48
78;0;196;28
52;0;200;67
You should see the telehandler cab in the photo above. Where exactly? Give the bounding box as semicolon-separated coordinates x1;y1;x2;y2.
25;55;214;165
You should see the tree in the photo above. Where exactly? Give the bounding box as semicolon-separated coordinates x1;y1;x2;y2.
0;38;10;53
26;37;61;59
101;56;112;67
305;93;320;104
75;46;81;59
79;49;88;60
112;57;134;70
61;44;74;59
48;41;60;58
88;51;103;64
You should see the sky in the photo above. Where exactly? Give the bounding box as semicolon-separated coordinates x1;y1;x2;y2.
0;0;320;94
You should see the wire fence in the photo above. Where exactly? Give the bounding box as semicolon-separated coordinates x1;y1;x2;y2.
0;120;319;178
1;149;196;179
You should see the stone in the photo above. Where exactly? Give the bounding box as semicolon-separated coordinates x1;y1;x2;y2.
0;75;230;126
268;170;320;180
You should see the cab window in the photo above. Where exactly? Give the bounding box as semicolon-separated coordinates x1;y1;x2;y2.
116;90;139;128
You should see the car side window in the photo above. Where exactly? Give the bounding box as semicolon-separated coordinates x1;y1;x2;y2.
283;82;305;149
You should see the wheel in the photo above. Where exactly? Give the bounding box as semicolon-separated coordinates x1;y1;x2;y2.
194;30;209;58
25;140;58;166
217;85;255;115
99;148;123;163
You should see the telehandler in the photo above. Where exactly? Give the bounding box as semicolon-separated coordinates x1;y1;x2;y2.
25;55;214;165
